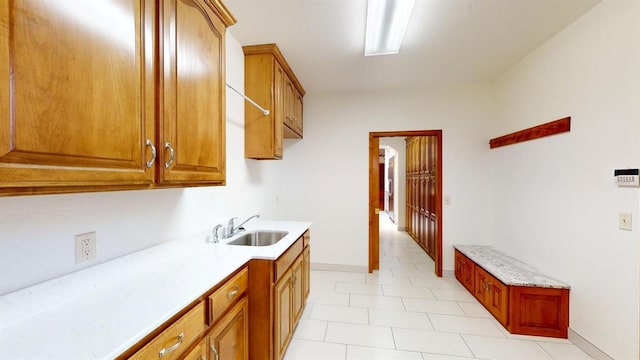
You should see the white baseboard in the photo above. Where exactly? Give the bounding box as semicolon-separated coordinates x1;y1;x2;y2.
442;269;455;278
310;263;368;273
568;328;613;360
397;226;407;231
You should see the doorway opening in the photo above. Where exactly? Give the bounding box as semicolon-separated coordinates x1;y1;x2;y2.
369;130;443;277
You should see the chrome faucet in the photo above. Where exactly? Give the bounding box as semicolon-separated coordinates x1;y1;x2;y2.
222;214;260;239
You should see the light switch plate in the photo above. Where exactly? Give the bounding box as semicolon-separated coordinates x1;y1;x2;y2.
619;213;632;231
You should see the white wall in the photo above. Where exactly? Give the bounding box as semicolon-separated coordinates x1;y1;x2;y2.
381;138;406;229
492;1;640;358
273;85;496;271
0;34;282;295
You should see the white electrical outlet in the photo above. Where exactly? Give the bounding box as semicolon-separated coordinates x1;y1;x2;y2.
75;232;97;263
619;213;632;231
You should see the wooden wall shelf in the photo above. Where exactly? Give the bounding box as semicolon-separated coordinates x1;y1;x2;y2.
489;117;571;149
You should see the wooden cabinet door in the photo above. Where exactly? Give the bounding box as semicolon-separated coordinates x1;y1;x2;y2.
0;0;156;192
283;76;295;129
486;277;509;325
183;339;207;360
303;246;311;301
294;90;303;135
291;255;304;324
273;62;285;158
159;0;225;184
208;297;249;360
274;272;293;360
455;251;474;292
475;266;508;325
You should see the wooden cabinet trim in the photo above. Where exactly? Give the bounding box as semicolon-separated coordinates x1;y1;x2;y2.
242;44;305;96
205;0;238;27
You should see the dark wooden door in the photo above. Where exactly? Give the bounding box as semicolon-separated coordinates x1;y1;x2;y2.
387;155;395;222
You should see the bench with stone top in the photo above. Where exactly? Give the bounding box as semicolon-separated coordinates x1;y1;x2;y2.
454;244;570;338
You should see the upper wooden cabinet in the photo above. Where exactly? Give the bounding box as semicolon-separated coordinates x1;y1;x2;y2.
0;0;235;196
243;43;305;160
159;0;229;184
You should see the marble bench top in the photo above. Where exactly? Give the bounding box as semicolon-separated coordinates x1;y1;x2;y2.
454;245;570;289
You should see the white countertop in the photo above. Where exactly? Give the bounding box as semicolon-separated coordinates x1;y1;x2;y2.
0;220;311;360
454;245;570;289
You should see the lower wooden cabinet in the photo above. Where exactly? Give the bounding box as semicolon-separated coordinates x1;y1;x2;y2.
249;231;311;360
454;249;569;338
273;254;305;360
120;266;248;360
119;230;311;360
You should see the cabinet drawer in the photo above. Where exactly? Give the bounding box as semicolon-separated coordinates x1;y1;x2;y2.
275;237;303;281
129;302;205;360
209;267;248;324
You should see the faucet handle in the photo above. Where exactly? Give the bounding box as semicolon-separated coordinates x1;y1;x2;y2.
212;224;223;243
227;217;238;227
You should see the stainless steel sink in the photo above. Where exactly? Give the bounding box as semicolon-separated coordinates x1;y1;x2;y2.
227;231;289;246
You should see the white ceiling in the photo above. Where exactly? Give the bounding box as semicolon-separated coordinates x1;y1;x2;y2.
225;0;601;93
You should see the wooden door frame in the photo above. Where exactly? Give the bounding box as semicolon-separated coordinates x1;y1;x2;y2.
369;130;443;277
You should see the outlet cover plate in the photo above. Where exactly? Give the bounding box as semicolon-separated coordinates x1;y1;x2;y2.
619;213;632;231
75;232;96;263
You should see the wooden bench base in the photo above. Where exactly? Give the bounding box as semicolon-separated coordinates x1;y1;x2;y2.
455;249;569;338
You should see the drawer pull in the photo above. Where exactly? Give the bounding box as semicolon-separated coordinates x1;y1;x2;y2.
158;332;183;357
210;344;219;360
227;286;239;299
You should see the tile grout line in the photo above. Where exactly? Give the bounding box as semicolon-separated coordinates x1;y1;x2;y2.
459;334;479;359
536;341;558;360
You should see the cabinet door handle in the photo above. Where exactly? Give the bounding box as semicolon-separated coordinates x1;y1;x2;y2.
158;332;183;357
145;139;156;168
164;142;175;169
227;286;239;299
210;344;219;360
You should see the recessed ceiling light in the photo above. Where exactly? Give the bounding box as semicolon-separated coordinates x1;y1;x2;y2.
365;0;415;56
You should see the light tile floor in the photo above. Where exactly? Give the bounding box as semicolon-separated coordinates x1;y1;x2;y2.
283;213;594;360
